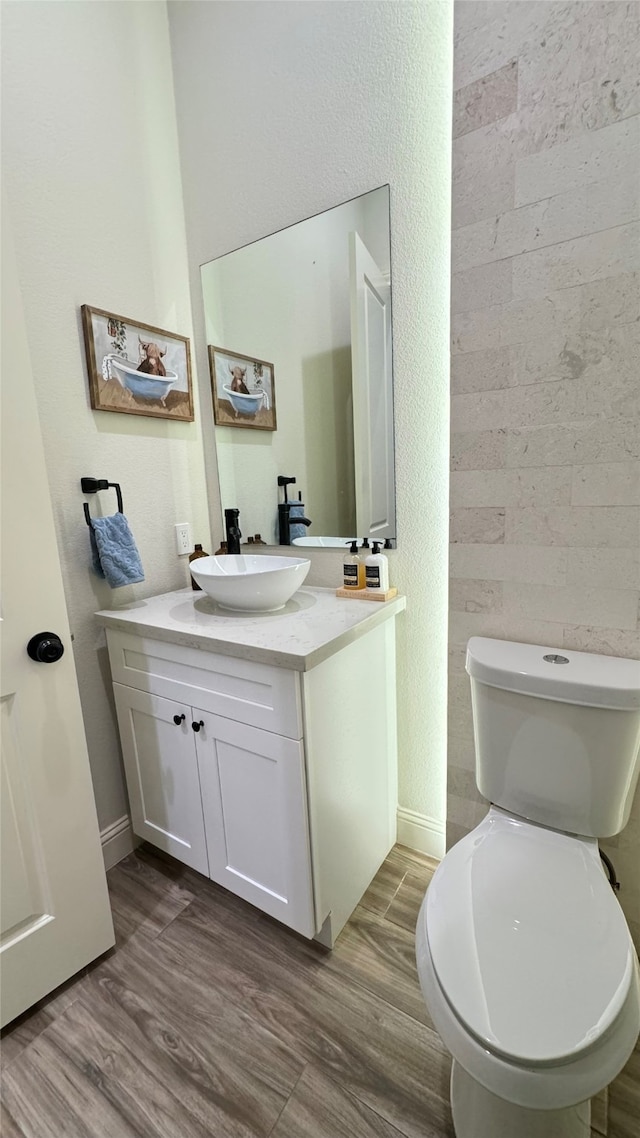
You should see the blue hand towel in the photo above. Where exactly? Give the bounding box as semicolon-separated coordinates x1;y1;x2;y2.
289;502;310;543
90;513;144;588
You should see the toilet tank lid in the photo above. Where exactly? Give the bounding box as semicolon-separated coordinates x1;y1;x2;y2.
466;637;640;710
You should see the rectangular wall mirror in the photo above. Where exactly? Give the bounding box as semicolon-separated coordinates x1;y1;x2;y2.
200;185;396;549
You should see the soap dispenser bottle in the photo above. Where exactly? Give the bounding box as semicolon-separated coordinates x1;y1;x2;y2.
365;541;389;591
343;539;364;589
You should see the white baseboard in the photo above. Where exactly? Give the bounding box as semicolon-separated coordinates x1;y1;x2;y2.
102;809;444;871
397;807;445;860
100;814;136;870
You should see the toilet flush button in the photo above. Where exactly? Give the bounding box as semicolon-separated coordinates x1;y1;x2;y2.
543;653;570;664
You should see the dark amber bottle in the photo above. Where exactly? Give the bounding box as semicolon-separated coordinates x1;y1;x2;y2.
188;543;209;590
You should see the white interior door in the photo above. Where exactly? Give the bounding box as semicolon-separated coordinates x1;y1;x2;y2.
1;207;114;1027
195;711;315;938
112;684;209;875
349;230;395;541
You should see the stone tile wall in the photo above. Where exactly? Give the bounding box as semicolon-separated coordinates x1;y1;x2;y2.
449;1;640;947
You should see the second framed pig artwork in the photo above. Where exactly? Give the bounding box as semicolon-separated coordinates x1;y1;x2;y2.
208;345;277;431
81;305;194;421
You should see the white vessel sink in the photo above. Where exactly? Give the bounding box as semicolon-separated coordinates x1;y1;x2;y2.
190;554;311;612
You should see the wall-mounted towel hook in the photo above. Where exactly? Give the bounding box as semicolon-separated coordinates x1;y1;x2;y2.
81;477;124;526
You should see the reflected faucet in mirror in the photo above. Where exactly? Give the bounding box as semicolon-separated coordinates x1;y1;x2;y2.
278;502;311;546
277;476;311;545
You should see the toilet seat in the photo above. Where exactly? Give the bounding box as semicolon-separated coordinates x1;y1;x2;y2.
425;807;635;1066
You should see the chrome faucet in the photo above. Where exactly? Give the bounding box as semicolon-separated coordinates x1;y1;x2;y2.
224;508;242;554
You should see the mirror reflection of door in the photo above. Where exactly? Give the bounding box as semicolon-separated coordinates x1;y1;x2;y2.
200;185;396;547
350;231;395;541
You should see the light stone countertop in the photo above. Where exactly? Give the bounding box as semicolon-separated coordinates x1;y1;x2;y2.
95;586;406;671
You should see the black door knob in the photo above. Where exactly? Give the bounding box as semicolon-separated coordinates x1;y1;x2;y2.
173;713;186;726
27;632;65;664
192;720;204;733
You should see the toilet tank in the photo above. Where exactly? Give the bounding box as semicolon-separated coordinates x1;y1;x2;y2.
466;638;640;838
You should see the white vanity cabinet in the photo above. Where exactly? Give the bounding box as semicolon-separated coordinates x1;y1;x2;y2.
108;629;315;936
112;684;209;875
195;713;314;936
99;587;404;946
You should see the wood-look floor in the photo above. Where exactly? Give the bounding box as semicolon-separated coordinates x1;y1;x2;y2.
1;845;638;1138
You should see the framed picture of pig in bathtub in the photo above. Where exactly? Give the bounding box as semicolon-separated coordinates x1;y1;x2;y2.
81;305;194;421
208;346;277;432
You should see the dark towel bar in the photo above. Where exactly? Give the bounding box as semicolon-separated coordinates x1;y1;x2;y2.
81;477;123;526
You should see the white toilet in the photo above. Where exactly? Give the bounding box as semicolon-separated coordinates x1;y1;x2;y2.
416;637;640;1138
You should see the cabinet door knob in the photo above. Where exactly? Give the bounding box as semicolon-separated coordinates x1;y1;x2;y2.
192;720;204;733
173;713;186;726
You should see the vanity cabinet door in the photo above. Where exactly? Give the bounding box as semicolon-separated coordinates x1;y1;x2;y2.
194;711;315;938
113;684;209;875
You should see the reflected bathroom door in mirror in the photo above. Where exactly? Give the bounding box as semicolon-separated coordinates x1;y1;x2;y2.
200;186;396;547
350;231;395;540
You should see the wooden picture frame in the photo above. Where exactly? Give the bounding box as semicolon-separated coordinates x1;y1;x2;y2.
81;305;194;421
208;345;277;432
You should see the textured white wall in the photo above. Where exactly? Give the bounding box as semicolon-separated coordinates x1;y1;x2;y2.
450;1;640;945
2;1;210;830
169;0;453;834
